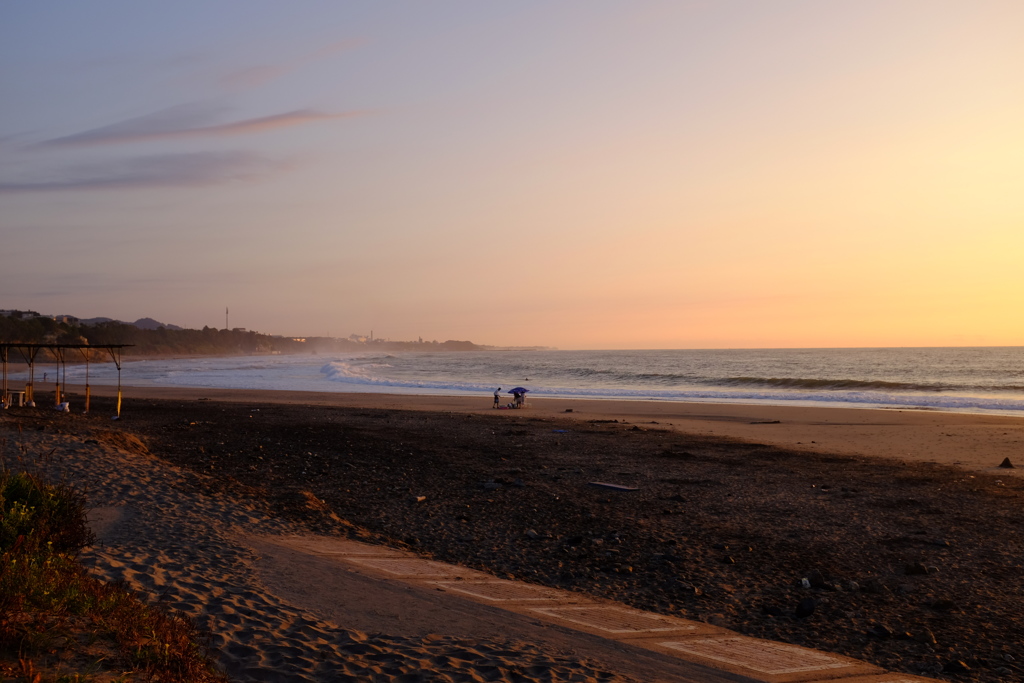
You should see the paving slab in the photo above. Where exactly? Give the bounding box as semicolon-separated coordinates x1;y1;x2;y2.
427;579;581;604
523;604;720;639
271;536;411;557
642;635;881;682
820;675;938;683
341;556;492;579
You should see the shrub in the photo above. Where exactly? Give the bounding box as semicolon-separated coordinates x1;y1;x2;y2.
0;469;225;682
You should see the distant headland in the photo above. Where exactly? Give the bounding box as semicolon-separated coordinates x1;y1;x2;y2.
0;309;548;356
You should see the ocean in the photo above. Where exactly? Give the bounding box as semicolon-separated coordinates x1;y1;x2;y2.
33;346;1024;416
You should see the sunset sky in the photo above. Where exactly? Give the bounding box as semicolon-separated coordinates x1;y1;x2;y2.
2;1;1022;349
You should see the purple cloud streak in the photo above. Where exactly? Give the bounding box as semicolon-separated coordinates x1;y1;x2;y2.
0;151;286;193
40;106;364;147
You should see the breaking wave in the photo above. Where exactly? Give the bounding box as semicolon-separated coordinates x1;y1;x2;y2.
719;376;951;392
320;361;492;393
318;358;1024;413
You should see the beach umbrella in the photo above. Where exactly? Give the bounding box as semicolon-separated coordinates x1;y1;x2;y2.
508;387;529;394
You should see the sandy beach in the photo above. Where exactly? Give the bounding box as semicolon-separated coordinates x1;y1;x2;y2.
4;388;1023;681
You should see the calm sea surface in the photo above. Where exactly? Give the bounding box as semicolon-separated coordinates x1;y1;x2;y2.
36;347;1024;416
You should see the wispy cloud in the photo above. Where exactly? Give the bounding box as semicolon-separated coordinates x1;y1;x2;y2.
39;104;364;147
220;38;365;89
0;151;285;193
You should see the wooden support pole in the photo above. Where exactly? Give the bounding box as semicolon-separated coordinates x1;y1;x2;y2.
83;350;91;414
26;350;35;405
54;348;62;407
1;347;7;409
107;346;124;419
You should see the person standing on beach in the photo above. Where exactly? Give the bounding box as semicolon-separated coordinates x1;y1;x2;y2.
493;387;502;408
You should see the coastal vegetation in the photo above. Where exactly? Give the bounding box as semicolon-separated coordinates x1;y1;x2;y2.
0;461;224;681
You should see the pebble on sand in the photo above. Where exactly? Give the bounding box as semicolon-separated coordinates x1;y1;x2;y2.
795;598;816;619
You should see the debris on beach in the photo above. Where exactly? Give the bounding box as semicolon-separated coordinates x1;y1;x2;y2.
587;482;638;492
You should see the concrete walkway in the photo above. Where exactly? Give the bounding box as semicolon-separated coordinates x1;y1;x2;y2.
251;535;937;683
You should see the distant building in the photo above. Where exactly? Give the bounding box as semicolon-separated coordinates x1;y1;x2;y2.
0;309;42;319
0;310;79;322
